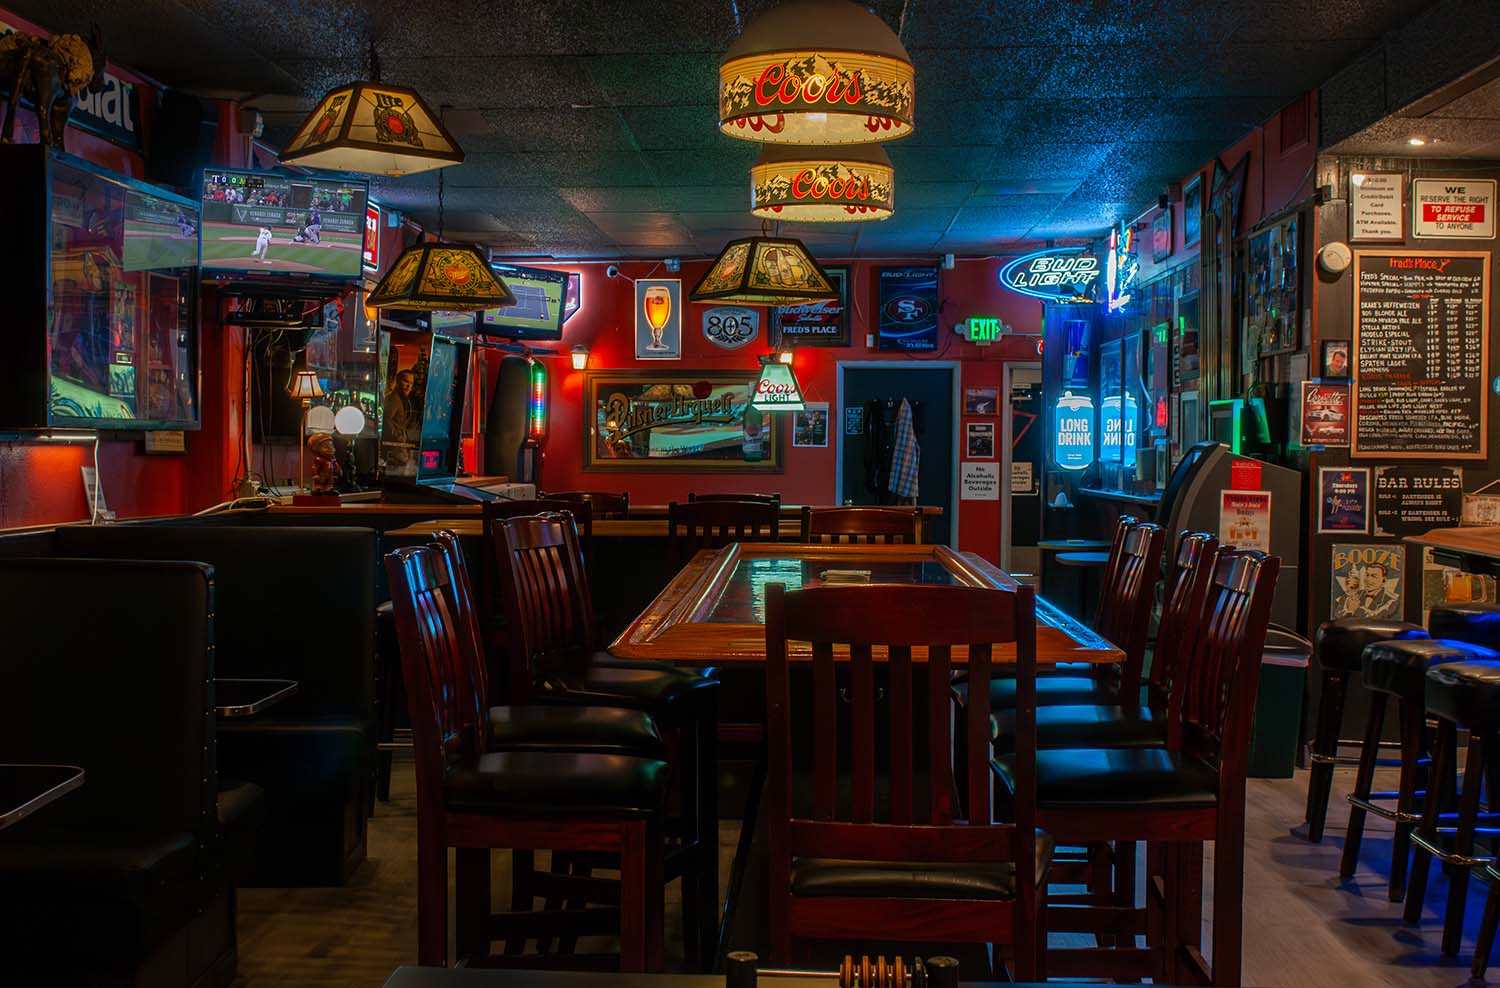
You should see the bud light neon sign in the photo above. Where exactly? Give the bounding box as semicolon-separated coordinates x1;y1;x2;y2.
1053;391;1095;471
999;248;1101;304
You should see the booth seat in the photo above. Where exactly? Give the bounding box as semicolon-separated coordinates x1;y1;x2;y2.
50;525;377;886
0;558;248;988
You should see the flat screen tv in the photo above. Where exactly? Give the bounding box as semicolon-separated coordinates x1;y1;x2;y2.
478;263;568;341
199;169;369;279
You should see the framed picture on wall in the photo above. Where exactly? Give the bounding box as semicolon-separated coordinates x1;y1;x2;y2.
582;371;782;472
634;279;682;360
1322;340;1350;379
772;266;849;347
1151;207;1173;262
1183;174;1203;248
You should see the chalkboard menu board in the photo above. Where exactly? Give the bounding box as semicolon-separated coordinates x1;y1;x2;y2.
1353;250;1490;459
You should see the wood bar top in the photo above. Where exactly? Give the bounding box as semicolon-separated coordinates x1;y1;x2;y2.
609;542;1122;666
1407;526;1500;559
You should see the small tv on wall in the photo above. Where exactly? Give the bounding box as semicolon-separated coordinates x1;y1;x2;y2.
478;263;568;341
199;169;369;279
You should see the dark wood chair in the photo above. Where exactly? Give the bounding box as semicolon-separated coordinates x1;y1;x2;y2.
667;499;781;565
799;506;922;544
688;492;782;505
764;581;1045;980
993;547;1281;985
384;545;670;970
484;497;595;563
491;513;720;969
545;490;630;519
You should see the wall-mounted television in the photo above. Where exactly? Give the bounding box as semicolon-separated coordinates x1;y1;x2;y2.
199;169;369;279
478;263;568;341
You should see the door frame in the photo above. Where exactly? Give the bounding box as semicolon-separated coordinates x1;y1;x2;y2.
1000;360;1042;572
834;360;962;548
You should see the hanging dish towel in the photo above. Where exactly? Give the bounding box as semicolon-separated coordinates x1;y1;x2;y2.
889;398;920;501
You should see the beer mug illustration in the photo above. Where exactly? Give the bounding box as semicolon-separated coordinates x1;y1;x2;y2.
643;285;672;351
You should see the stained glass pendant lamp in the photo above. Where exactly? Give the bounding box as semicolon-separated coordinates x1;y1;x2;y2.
719;0;915;145
690;236;838;306
368;169;514;311
750;142;894;221
280;43;464;177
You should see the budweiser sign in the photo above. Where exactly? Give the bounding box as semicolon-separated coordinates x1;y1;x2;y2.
750;156;894;222
719;51;914;144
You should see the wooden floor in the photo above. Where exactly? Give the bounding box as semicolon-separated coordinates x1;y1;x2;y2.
231;756;1498;987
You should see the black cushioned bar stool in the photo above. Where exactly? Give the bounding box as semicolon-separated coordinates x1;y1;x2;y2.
1405;657;1500;957
1341;638;1475;900
1304;619;1428;842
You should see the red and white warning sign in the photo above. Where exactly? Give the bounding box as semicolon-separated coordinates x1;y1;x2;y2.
1413;178;1495;239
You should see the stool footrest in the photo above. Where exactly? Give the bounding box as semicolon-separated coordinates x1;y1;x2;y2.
1412;832;1498;867
1346;794;1420;822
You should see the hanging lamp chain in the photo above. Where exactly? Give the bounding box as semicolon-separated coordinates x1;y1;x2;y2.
367;39;381;84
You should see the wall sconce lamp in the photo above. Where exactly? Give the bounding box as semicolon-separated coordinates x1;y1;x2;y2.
570;345;590;371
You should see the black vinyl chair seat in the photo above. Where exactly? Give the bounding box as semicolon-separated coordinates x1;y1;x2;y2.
1426;660;1500;730
791;833;1056;901
968;674;1147;709
443;750;670;816
1363;639;1492;702
991;703;1165;753
994;747;1219;810
1428;602;1500;652
538;653;717;711
487;704;664;756
1315;618;1428;672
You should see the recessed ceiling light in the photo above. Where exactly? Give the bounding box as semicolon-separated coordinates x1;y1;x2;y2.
1408;137;1427;146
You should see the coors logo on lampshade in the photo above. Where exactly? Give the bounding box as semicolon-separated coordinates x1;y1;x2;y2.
718;0;914;145
750;143;894;221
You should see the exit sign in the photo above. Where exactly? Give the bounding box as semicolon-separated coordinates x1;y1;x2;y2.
960;316;1009;345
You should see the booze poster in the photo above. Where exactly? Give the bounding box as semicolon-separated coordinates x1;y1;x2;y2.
1330;543;1406;621
1300;381;1350;447
1318;467;1370;534
1374;465;1463;538
1352;251;1489;458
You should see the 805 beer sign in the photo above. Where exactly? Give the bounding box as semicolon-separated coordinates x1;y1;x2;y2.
701;307;760;351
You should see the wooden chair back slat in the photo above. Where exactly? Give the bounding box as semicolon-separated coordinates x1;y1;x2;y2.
812;640;837;821
966;641;993;826
668;499;781;563
888;643;914;826
544;490;629;519
799;506;922;545
1096;519;1166;698
927;642;954;825
1150;533;1219;748
429;531;490;727
1179;549;1280;774
1092;516;1133;626
850;641;876;824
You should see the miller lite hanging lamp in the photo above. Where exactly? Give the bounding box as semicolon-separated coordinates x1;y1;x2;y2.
690;236;839;306
750;143;894;221
280;43;464;177
719;0;914;145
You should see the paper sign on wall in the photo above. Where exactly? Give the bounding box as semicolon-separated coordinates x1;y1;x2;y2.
961;461;1000;501
1011;461;1035;495
1350;173;1404;242
1219;490;1271;552
1413;179;1495;239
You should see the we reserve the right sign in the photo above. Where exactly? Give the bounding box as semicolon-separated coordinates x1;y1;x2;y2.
1413;178;1496;239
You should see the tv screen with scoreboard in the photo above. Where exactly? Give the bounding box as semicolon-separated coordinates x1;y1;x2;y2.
199;169;369;279
478;263;568;341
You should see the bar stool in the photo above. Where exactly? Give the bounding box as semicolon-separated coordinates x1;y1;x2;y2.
1404;657;1500;957
1340;638;1471;900
1302;619;1427;842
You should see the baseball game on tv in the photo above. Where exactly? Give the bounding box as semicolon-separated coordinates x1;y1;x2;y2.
199;169;369;279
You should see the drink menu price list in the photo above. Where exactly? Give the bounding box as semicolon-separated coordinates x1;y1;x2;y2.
1352;251;1490;458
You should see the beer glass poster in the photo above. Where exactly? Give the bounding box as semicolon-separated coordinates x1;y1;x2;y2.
877;267;939;352
635;279;682;360
1218;490;1271;552
1318;467;1370;533
1330;544;1405;621
583;372;781;471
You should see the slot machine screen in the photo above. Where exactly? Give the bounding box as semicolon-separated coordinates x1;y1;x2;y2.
417;335;471;482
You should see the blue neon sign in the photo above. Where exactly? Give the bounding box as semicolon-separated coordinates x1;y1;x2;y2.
999;247;1101;304
1053;391;1095;471
1106;222;1139;312
1099;393;1138;466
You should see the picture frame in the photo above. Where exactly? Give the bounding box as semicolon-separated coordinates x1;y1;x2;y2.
582;370;782;472
634;278;682;360
1321;340;1350;379
792;402;829;448
1183;174;1203;248
772;266;849;347
966;421;996;459
1151;207;1173;262
964;386;999;416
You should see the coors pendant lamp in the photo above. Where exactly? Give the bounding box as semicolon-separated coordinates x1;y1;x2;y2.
368;167;515;311
750;142;894;221
280;41;464;177
719;0;914;145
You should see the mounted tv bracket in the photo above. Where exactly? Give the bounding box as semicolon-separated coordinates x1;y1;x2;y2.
221;285;353;329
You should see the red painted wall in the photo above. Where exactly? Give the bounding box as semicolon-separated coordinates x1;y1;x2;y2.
508;257;1044;561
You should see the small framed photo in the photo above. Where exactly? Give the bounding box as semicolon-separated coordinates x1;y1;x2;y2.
1322;340;1350;379
966;421;996;459
1183;173;1203;248
964;386;998;415
792;402;829;448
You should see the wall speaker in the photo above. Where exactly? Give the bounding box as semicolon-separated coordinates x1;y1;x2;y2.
483;355;531;480
146;90;218;189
